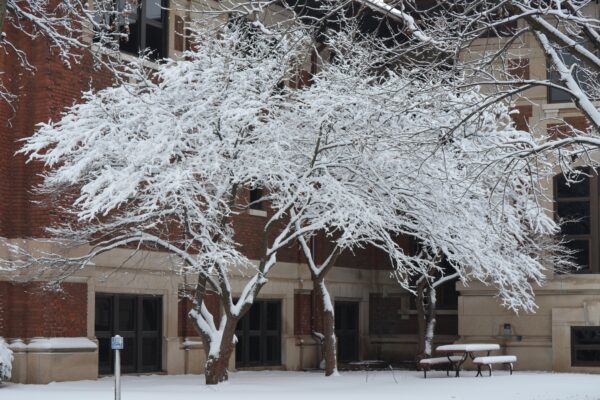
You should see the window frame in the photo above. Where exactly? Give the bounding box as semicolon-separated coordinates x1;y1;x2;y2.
235;300;282;368
249;187;264;211
547;50;597;104
119;0;169;60
571;326;600;367
554;168;600;274
95;293;163;374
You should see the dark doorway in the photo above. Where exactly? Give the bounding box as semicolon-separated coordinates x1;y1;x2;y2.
335;301;359;362
235;300;281;367
95;294;162;374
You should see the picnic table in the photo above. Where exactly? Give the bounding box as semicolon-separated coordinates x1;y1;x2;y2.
435;343;500;377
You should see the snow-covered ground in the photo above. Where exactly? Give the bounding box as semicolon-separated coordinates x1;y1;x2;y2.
1;370;598;400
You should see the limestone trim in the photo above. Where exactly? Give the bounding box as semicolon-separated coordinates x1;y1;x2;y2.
551;302;600;372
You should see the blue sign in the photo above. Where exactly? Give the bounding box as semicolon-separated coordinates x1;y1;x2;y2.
111;335;124;350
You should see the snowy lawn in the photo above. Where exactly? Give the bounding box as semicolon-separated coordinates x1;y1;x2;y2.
1;370;599;400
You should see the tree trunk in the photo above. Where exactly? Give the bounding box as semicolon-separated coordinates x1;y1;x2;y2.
415;279;427;358
314;277;338;376
424;286;437;358
190;275;238;385
204;317;238;385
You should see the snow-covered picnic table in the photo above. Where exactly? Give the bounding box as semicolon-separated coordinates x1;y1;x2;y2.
435;343;500;377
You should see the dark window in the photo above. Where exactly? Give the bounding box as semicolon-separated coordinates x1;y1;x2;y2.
335;301;359;362
554;168;599;273
556;173;590;198
556;202;591;235
437;278;459;310
548;52;596;103
235;300;281;367
95;293;162;374
249;188;263;210
571;326;600;366
118;0;168;60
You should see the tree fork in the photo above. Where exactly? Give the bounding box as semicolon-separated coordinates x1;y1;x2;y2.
190;273;236;385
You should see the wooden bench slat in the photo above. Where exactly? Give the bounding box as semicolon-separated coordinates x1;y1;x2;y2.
419;356;463;365
473;355;517;364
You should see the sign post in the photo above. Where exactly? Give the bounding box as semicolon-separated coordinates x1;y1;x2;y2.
111;335;124;400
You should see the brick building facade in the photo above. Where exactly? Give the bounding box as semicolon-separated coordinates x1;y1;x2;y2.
457;3;600;374
0;2;452;383
7;0;600;384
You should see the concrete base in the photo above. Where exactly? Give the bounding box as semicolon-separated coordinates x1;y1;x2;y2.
9;338;98;384
459;278;600;373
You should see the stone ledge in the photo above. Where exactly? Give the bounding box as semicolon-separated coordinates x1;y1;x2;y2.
9;337;97;353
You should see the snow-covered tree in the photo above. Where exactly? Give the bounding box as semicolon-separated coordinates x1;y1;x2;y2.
214;0;600;160
10;20;411;383
365;0;600;156
214;0;597;358
10;8;571;383
12;22;309;384
0;337;12;383
393;0;600;152
12;20;416;382
0;0;131;104
266;25;570;366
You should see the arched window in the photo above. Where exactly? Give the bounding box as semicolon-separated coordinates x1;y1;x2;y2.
554;168;599;273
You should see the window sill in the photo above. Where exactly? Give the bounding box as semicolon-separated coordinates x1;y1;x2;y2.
400;309;458;316
542;101;600;119
556;272;600;276
248;209;267;217
91;43;160;71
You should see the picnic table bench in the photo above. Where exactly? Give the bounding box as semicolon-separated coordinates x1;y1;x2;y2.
418;356;463;378
473;355;517;376
419;343;517;378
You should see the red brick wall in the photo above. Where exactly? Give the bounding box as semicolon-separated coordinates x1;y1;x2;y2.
178;296;196;337
232;188;301;264
294;292;312;335
369;294;457;336
0;282;6;336
0;17;115;239
369;294;405;334
293;289;330;335
548;115;591;139
0;281;87;338
508;58;530;81
303;232;412;270
312;288;325;334
177;291;221;337
512;105;533;132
